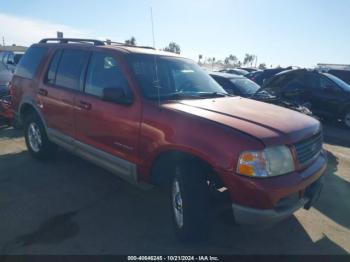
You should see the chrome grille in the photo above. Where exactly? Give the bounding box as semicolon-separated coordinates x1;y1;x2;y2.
294;132;323;165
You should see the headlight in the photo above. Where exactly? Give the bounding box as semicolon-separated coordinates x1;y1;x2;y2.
237;145;295;178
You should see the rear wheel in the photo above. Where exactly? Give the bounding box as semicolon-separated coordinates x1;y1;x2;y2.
170;162;211;242
24;113;57;159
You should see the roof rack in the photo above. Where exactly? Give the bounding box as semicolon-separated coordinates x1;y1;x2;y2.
39;38;156;50
39;38;105;46
104;40;155;50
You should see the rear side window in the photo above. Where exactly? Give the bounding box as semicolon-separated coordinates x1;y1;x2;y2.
268;73;296;88
15;46;48;79
54;49;88;90
212;76;236;94
85;52;130;97
46;50;63;85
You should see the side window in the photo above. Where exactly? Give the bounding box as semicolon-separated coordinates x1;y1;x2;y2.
15;46;48;79
45;50;62;85
305;74;321;89
55;49;88;90
284;74;306;92
2;53;9;64
320;76;338;91
7;53;15;64
85;52;130;98
269;74;295;88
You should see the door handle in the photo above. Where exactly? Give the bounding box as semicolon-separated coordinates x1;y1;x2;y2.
38;88;48;96
78;101;92;110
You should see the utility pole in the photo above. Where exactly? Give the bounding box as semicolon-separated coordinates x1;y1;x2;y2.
254;55;258;68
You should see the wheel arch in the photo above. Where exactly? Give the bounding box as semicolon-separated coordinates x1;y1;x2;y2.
19;102;47;128
150;149;224;189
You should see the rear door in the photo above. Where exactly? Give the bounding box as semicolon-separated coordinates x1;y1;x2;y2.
38;47;89;139
74;50;141;166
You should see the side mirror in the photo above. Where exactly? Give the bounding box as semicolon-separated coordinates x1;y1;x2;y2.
102;87;133;105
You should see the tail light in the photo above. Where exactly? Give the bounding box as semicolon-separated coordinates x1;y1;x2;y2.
8;81;13;96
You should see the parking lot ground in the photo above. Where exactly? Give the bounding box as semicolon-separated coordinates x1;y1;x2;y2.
0;120;349;255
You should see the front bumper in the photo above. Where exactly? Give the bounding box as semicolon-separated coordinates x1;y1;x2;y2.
232;176;324;226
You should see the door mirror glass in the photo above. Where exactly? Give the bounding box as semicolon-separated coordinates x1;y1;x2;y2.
102;87;133;105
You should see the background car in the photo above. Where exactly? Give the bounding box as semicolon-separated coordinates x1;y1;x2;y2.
0;50;25;72
245;70;263;82
257;69;350;127
238;67;259;73
325;69;350;85
0;62;13;98
218;68;249;76
211;71;313;116
252;67;292;86
210;72;260;97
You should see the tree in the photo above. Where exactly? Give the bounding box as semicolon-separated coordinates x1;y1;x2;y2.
125;36;136;46
258;63;267;70
243;54;255;67
163;42;181;54
228;54;238;65
224;54;239;67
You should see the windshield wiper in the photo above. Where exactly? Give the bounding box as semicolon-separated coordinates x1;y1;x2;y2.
196;92;234;98
148;91;234;101
148;92;202;100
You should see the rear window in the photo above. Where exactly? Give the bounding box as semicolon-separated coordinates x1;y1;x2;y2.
15;46;48;79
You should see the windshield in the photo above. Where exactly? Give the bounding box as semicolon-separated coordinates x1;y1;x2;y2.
126;54;228;100
14;54;24;65
230;78;260;95
324;73;350;91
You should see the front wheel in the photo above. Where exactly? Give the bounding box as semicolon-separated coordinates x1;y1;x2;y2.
24;113;57;160
170;162;211;242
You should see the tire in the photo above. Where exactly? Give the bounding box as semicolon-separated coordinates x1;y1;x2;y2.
343;109;350;129
170;161;211;242
24;113;57;160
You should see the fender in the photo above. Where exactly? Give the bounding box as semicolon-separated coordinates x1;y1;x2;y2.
18;97;48;129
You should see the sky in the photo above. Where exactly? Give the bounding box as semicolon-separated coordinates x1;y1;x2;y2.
0;0;349;67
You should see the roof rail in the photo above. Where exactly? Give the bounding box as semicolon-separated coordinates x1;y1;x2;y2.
39;38;105;46
39;38;156;50
104;40;156;50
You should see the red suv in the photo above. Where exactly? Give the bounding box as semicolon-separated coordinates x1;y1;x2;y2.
11;38;327;241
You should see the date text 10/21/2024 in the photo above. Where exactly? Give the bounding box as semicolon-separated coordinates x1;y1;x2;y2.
127;256;220;261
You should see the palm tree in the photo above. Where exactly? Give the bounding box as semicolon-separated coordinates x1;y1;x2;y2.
198;54;203;64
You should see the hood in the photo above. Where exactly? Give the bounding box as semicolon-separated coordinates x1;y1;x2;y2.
162;97;320;146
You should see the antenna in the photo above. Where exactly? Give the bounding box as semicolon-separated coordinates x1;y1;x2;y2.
150;7;161;107
151;7;156;48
